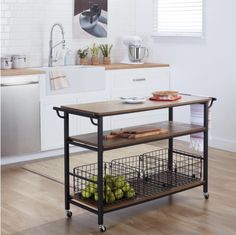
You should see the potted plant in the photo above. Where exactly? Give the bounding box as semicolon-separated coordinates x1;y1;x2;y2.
99;44;113;65
77;48;89;65
90;43;100;65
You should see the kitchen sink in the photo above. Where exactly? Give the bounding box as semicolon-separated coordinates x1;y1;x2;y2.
40;65;106;96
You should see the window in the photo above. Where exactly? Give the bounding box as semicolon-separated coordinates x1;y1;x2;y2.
152;0;203;37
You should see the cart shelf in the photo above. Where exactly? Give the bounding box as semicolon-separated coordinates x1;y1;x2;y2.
69;121;205;151
72;180;204;213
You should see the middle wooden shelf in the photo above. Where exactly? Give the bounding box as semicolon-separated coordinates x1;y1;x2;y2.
69;121;205;151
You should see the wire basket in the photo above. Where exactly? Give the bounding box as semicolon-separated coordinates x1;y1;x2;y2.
141;149;203;188
73;148;203;205
73;162;140;205
112;148;203;197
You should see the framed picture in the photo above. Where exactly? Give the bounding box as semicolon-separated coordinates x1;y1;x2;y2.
73;0;108;39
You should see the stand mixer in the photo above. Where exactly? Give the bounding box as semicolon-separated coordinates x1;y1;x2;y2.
120;36;149;64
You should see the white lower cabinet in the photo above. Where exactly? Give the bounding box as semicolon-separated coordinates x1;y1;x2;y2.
40;96;77;151
40;66;170;151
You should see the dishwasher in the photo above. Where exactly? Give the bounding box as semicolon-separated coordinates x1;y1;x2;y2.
1;75;40;156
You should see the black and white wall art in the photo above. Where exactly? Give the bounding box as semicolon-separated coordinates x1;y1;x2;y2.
73;0;108;38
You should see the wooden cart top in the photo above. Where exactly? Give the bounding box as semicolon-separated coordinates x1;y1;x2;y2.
59;95;211;117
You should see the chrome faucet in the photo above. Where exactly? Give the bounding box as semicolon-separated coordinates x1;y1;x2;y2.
48;23;65;67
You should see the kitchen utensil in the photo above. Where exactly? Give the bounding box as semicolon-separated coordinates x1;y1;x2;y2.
1;56;12;69
12;55;27;69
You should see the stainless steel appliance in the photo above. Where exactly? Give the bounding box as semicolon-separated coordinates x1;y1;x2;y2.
1;76;40;156
120;35;149;64
128;45;149;63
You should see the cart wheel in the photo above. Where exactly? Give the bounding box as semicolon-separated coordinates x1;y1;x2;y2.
204;192;209;199
99;225;106;232
66;210;72;218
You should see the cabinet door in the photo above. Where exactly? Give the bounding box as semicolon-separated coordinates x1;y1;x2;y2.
40;96;77;151
110;67;170;129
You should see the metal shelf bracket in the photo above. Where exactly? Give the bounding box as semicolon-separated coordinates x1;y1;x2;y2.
90;118;98;126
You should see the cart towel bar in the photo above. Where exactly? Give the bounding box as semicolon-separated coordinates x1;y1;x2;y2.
180;93;216;108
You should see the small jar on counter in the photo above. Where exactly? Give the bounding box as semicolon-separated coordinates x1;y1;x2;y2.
1;56;13;69
12;55;27;69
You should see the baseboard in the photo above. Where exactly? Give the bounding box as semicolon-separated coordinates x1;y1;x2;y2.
209;137;236;153
1;146;84;166
176;136;236;153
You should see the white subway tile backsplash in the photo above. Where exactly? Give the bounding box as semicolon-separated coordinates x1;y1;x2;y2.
1;0;136;66
1;18;9;24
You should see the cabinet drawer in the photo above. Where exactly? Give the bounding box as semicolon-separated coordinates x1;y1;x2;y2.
111;68;169;92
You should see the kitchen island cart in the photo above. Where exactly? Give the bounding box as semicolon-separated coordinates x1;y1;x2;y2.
54;94;216;232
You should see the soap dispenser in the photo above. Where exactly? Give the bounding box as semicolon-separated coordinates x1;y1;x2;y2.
64;48;74;66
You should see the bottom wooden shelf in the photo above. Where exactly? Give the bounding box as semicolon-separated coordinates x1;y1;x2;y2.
71;175;204;214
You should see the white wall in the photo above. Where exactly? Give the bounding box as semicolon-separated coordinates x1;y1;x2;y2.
136;0;236;152
0;0;136;67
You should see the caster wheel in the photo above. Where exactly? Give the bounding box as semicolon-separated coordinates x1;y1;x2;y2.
66;210;72;218
99;225;106;232
204;192;209;199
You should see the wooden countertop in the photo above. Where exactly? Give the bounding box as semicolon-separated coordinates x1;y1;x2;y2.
97;63;169;70
60;95;210;117
1;69;46;76
0;63;169;76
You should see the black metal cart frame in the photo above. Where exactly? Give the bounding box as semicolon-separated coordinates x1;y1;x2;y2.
54;95;216;232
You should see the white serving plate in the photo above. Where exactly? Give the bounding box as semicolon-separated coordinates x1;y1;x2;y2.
120;96;147;104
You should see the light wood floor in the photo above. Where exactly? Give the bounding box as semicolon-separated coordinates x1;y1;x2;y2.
1;141;236;235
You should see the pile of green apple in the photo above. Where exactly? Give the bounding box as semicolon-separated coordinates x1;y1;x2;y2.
81;175;136;204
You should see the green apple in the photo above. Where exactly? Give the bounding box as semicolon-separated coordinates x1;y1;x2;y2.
94;192;105;201
103;185;111;194
106;192;116;204
104;175;114;187
88;183;97;194
90;175;98;183
94;192;98;201
109;192;116;203
126;188;136;199
114;188;124;200
81;189;91;198
122;182;131;192
114;176;125;188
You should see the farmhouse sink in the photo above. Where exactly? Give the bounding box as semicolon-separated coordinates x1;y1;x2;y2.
40;65;106;96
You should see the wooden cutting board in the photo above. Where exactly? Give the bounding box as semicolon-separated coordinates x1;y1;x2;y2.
104;127;168;140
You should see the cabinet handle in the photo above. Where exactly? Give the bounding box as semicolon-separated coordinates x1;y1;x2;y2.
1;81;39;87
132;78;146;82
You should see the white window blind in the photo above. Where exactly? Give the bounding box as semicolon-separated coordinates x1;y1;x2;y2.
152;0;203;37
